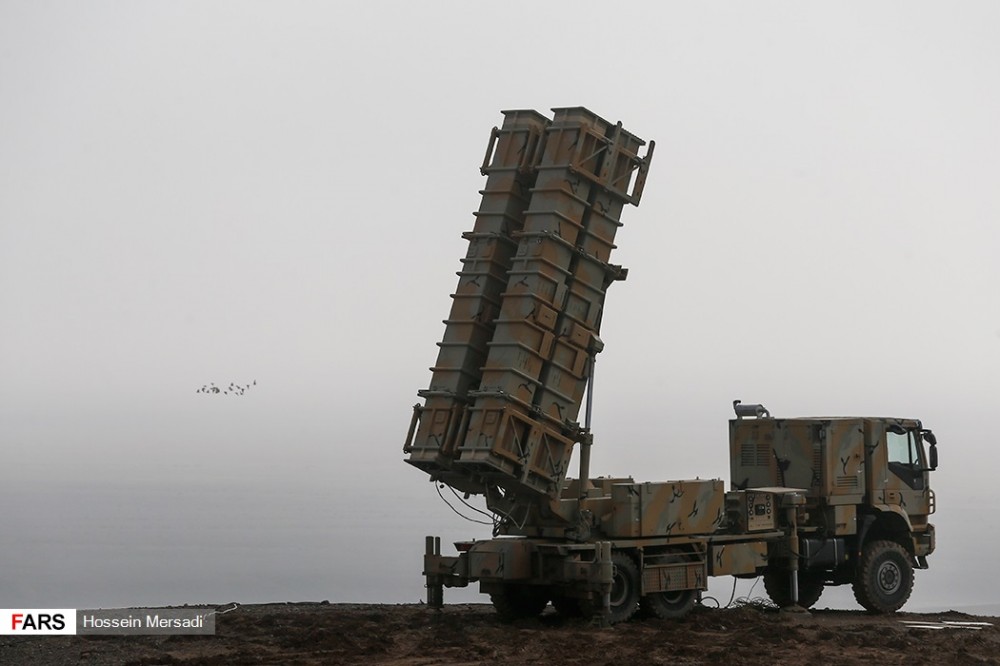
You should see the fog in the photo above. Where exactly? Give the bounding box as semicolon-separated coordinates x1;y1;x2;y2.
1;2;998;612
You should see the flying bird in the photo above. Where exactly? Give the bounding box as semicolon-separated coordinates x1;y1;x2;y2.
197;380;257;396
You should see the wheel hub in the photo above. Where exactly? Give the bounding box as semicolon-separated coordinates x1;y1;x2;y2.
877;560;901;594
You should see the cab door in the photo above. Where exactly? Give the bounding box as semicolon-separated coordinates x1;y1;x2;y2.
882;425;932;518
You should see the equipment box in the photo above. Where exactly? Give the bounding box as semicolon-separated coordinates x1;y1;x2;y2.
606;479;725;538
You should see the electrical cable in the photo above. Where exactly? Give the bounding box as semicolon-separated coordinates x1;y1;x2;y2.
449;486;494;521
701;576;738;609
729;576;779;610
484;483;530;535
435;483;492;526
724;576;738;608
702;577;778;611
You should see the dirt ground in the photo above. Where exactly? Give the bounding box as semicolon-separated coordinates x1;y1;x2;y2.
2;602;999;666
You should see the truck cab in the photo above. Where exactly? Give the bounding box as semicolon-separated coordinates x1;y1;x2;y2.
729;408;937;612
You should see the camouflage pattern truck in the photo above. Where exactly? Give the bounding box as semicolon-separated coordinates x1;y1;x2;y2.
403;107;938;623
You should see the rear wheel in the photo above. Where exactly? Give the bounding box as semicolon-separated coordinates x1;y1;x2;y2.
641;588;698;619
490;584;549;623
763;568;825;609
852;540;913;613
608;553;641;624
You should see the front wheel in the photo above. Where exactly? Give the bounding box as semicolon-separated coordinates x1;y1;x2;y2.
852;540;914;613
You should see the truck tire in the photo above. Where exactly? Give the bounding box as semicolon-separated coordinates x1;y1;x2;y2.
490;584;548;623
763;568;825;609
608;553;641;624
640;589;698;619
852;540;913;613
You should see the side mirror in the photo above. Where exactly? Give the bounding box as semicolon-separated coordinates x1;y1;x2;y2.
921;430;939;470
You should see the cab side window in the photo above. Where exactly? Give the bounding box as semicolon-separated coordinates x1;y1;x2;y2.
886;429;924;490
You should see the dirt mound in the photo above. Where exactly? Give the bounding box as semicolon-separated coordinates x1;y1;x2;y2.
2;603;998;665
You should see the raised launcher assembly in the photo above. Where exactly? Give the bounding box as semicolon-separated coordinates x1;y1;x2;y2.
404;107;653;502
403;110;937;623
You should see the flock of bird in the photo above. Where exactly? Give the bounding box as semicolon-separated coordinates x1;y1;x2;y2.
197;380;256;396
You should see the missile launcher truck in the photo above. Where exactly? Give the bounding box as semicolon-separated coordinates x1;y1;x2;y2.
403;107;938;623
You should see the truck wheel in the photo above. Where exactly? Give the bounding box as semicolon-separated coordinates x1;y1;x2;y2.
640;589;697;619
608;553;641;624
852;540;913;613
490;584;549;623
763;568;825;609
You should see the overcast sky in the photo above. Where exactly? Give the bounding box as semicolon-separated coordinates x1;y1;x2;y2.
1;1;998;610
